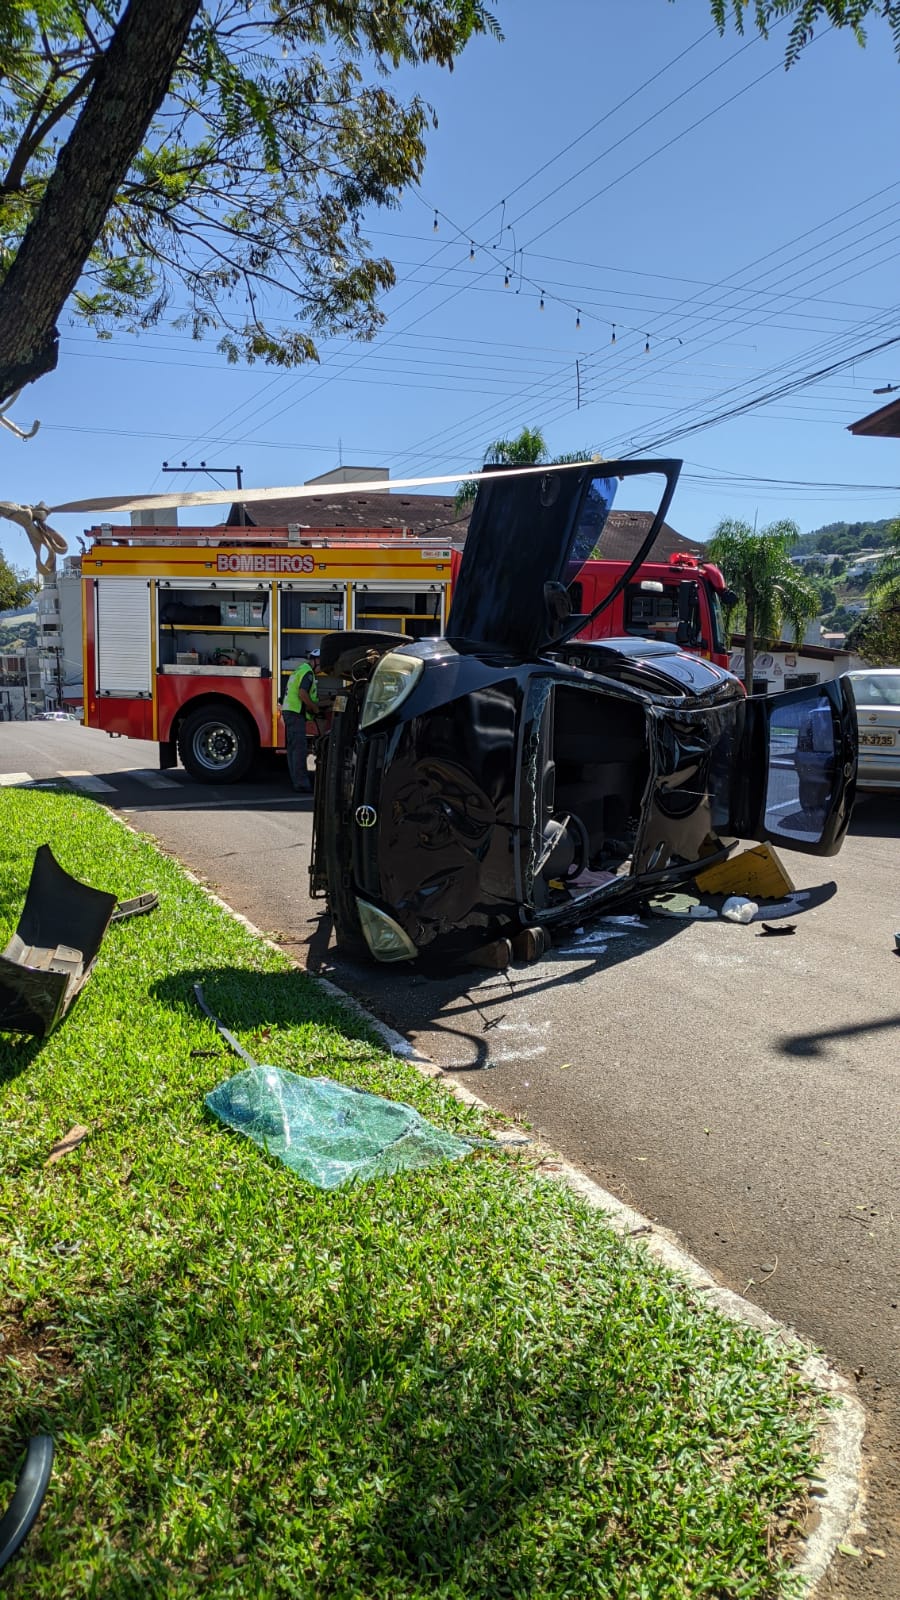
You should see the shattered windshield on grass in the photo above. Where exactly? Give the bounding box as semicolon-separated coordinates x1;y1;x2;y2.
196;980;483;1190
206;1065;482;1190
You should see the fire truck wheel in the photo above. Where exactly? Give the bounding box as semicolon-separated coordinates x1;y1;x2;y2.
178;704;257;783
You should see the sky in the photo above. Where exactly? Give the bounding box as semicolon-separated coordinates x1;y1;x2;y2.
3;0;900;578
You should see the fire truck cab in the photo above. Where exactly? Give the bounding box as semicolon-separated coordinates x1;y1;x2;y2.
81;522;453;782
571;552;732;667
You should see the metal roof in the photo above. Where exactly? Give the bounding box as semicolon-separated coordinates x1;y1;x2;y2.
847;395;900;438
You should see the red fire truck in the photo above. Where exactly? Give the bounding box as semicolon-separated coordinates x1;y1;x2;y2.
81;522;454;781
81;521;730;782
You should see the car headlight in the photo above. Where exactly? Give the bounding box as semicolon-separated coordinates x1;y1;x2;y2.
360;651;424;729
355;899;418;962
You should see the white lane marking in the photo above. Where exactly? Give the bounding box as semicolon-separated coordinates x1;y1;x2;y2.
0;772;34;785
127;769;180;789
495;1019;551;1036
59;770;116;793
556;927;632;955
442;1044;549;1069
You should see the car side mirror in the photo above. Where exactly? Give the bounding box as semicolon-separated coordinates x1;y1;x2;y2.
677;579;701;647
678;579;699;621
543;580;572;639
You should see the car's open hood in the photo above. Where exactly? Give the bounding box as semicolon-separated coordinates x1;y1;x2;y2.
446;458;682;658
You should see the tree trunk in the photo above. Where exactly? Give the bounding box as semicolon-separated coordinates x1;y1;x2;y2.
0;0;202;406
743;590;756;694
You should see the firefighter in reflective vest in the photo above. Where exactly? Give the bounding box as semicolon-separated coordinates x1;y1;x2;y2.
282;654;319;793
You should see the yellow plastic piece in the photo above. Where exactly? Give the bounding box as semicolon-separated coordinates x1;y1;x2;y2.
695;843;795;899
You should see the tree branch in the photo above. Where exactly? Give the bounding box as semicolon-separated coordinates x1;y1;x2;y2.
3;61;100;194
0;0;203;405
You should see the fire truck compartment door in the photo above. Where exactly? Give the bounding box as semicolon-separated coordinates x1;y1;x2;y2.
96;578;151;695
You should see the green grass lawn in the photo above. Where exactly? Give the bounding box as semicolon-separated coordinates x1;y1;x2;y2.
1;789;822;1598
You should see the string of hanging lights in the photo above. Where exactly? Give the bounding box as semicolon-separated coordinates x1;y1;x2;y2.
422;196;681;351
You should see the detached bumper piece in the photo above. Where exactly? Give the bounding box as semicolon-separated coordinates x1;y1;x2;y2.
0;845;159;1038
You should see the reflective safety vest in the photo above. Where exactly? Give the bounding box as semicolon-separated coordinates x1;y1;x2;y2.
283;661;318;714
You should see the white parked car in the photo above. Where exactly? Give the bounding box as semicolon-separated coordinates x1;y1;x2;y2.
845;669;900;792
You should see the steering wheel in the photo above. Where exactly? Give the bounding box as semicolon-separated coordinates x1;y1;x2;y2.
562;812;590;880
536;811;590;882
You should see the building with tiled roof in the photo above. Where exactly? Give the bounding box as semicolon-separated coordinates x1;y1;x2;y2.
227;488;467;541
227;480;702;562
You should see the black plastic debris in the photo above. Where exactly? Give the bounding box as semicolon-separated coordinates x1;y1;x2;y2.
0;1436;53;1572
758;922;797;937
0;845;158;1037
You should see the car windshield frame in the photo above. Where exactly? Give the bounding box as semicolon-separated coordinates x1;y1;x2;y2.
552;459;683;649
446;458;683;659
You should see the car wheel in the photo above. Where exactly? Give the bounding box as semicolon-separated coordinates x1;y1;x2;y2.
178;704;256;783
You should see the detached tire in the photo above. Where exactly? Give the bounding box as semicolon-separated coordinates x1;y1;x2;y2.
178;704;256;783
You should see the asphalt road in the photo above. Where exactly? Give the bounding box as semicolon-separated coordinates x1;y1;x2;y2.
3;720;898;1597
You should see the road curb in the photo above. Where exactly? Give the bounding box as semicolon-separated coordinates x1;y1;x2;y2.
129;841;869;1597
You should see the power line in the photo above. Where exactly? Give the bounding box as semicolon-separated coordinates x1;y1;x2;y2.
366;229;890;316
459;167;900;458
516;47;790;252
174;26;766;455
623;326;900;455
598;290;900;458
400;190;900;471
488;25;718;217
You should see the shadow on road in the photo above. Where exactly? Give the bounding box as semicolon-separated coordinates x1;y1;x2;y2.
849;791;900;839
779;1011;900;1059
319;915;694;1074
86;766;312;816
287;871;842;1075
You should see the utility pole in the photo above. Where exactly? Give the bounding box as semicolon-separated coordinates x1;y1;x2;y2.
161;461;246;526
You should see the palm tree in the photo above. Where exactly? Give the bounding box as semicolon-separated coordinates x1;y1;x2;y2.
454;427;592;512
707;517;821;693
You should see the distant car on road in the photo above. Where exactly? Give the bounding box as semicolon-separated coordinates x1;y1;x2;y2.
845;668;900;792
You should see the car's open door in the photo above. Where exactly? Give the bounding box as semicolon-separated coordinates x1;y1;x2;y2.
730;678;857;856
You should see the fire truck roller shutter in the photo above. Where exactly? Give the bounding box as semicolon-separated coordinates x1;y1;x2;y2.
96;578;151;695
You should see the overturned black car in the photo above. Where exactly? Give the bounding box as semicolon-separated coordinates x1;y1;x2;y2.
310;460;857;965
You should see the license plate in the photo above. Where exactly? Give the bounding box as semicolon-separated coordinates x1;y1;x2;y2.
859;730;896;747
333;694;347;713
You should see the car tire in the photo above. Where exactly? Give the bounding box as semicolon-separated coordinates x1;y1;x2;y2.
178;704;257;783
